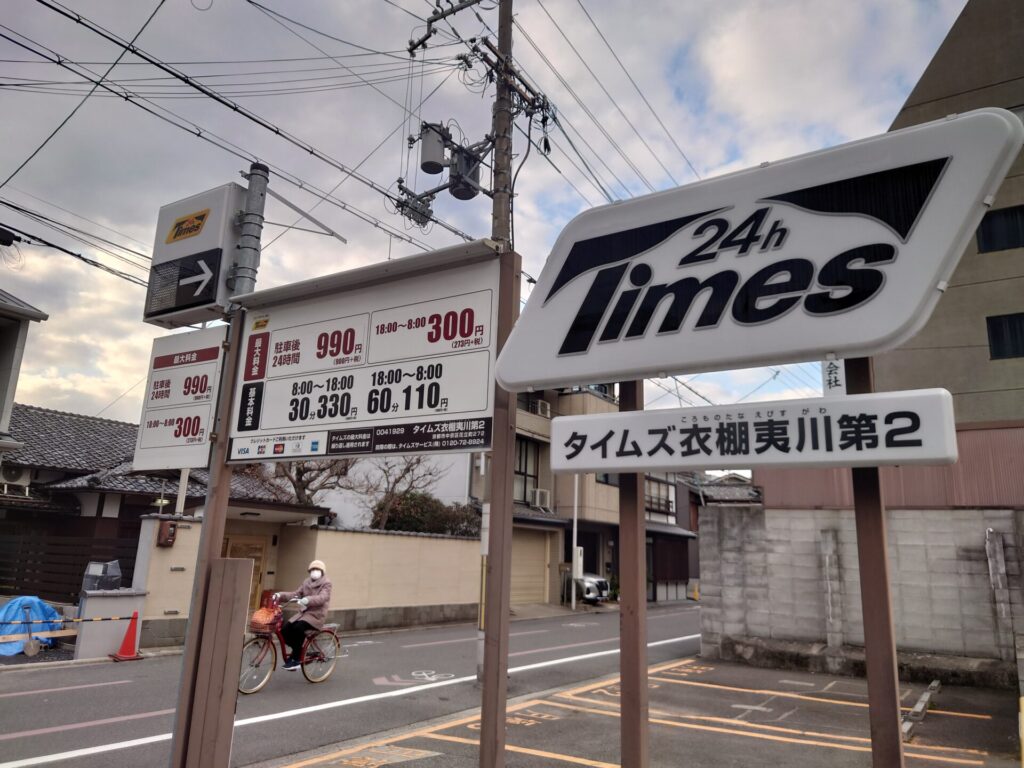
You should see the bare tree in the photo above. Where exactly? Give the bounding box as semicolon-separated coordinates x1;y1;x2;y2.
237;459;360;506
351;456;449;529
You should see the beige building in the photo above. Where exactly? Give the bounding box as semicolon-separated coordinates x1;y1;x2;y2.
472;384;696;606
874;0;1024;422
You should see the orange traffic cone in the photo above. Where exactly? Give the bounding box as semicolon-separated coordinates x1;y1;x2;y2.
110;611;143;662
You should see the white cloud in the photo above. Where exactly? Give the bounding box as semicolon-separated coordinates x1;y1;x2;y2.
1;0;967;424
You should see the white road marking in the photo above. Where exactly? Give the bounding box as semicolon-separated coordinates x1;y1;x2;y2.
731;704;773;712
0;633;700;767
400;629;547;649
0;680;131;699
778;679;816;688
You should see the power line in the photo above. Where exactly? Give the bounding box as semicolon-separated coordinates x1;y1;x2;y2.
264;69;458;251
95;375;147;417
33;0;474;242
0;198;150;263
421;3;607;208
513;20;638;198
573;0;701;181
7;184;150;249
0;199;150;274
0;27;435;252
0;0;165;191
735;370;780;403
1;221;148;287
535;0;676;187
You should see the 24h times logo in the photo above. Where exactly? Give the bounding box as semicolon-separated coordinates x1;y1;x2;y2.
544;158;947;357
165;208;210;244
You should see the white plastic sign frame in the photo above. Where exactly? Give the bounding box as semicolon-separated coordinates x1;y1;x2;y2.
496;109;1023;391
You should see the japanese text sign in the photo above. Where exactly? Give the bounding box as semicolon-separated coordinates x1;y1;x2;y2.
133;325;227;471
228;243;499;462
551;390;957;473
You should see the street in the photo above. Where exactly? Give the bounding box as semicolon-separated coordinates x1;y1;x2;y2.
0;605;700;767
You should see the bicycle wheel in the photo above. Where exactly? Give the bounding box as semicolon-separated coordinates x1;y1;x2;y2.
301;630;339;683
239;636;276;694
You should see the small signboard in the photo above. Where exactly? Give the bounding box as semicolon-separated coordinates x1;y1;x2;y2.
227;242;499;462
550;390;957;473
144;184;245;328
821;359;847;397
496;108;1024;391
133;325;227;471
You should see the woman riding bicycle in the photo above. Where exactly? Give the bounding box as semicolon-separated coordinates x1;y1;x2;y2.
273;559;332;670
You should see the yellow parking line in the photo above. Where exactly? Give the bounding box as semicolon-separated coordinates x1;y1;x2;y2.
540;700;984;766
422;732;619;767
280;701;543;767
550;658;695;702
544;696;988;758
648;676;992;720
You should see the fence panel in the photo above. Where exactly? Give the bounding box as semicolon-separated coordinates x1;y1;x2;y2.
0;535;137;604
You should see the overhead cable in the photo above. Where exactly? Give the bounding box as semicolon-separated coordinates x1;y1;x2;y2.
536;0;677;187
0;27;434;251
573;0;701;181
0;221;148;287
32;0;474;242
0;0;165;191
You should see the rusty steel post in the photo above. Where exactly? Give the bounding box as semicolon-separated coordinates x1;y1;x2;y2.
618;379;649;766
847;356;905;768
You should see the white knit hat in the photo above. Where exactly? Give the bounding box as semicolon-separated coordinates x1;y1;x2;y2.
308;559;326;573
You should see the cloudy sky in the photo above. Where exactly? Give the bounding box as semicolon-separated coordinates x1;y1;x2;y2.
1;0;967;424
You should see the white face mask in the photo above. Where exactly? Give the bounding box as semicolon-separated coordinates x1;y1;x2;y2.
309;569;323;581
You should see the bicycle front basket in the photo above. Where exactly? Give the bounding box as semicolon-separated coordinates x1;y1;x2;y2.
248;606;281;635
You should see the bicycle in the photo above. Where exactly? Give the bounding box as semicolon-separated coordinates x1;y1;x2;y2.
238;597;340;694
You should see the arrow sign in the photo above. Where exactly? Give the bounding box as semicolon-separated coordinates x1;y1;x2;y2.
144;248;223;323
179;258;213;296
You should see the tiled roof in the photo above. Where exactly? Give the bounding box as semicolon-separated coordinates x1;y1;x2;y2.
46;461;315;507
513;503;569;526
5;404;138;474
689;482;762;503
0;289;47;322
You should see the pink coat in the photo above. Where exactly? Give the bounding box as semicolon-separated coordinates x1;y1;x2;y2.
279;575;333;629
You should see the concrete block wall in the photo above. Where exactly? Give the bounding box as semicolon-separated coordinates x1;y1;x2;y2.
700;504;1021;664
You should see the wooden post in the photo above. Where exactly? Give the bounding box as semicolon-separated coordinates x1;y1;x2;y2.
847;356;905;768
618;379;649;766
169;314;243;768
183;558;252;766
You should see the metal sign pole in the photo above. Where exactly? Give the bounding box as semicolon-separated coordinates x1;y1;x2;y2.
618;379;649;766
847;356;905;768
169;163;268;768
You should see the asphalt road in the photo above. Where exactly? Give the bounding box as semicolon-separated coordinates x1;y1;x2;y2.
0;603;700;767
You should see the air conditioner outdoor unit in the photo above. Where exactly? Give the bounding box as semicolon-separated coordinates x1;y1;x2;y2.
530;488;551;508
535;400;552;419
2;465;30;486
1;465;30;495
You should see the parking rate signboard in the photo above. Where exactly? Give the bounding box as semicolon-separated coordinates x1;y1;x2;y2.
133;325;227;471
228;250;498;462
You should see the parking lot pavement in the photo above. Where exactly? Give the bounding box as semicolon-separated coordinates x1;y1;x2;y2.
262;658;1019;767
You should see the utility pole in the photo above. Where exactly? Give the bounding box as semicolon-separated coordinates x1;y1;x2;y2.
479;1;518;765
169;163;269;768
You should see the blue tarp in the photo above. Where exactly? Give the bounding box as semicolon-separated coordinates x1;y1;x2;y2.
0;597;62;656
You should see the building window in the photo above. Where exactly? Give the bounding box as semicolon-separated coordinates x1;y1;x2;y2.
976;204;1024;253
513;437;539;503
596;472;619;487
987;312;1024;359
645;476;673;520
